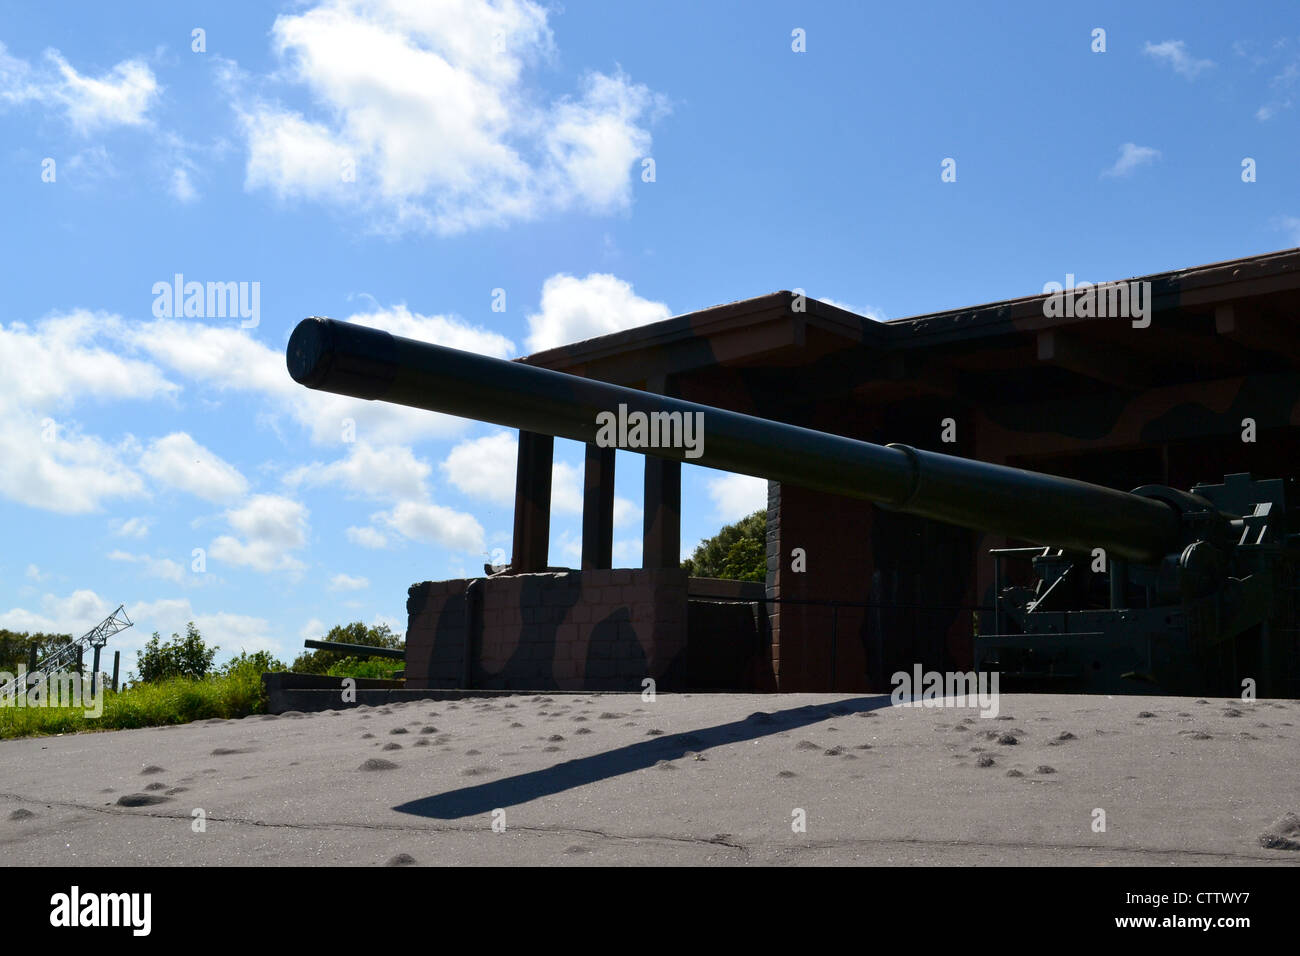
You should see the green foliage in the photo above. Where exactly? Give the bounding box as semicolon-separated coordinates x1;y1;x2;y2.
0;629;73;672
324;656;404;680
291;621;402;674
681;509;767;582
0;671;271;740
137;622;218;683
218;649;287;680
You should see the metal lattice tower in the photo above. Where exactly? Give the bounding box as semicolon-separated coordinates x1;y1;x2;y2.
0;604;133;699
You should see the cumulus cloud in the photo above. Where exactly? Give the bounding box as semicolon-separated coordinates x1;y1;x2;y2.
524;272;670;352
706;472;768;522
442;431;636;522
0;312;177;513
110;516;152;538
129;597;284;660
1101;143;1161;179
0;42;160;132
0;588;114;636
346;525;389;549
131;308;509;445
1143;40;1214;80
375;500;485;553
441;431;517;504
107;549;186;584
140;432;249;503
209;494;309;572
286;441;432;502
329;572;369;591
233;0;666;234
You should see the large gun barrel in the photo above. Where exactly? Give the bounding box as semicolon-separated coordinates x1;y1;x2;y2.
287;316;1183;564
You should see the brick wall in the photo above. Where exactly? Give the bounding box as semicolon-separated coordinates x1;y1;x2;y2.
405;569;689;691
768;481;878;692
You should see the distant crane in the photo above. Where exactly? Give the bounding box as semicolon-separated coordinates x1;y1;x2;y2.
0;604;133;699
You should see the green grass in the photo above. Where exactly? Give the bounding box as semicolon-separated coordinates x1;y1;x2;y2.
0;667;269;740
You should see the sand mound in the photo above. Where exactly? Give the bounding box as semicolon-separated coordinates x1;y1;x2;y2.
116;792;171;807
1259;812;1300;850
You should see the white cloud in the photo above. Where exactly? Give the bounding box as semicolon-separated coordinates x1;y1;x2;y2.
612;537;640;566
0;589;114;636
345;305;515;358
170;167;198;203
299;618;326;640
129;597;283;661
0;43;159;133
1;311;176;413
286;441;432;502
111;516;152;538
233;0;666;234
551;461;583;513
140;432;249;503
108;549;186;584
1278;215;1300;246
1143;40;1214;80
1101;143;1161;179
613;495;641;528
209;494;309;572
0;312;173;511
442;433;633;522
330;572;369;591
706;473;768;522
132;311;506;445
24;564;44;582
376;500;486;554
525;272;671;352
0;419;145;514
442;431;516;504
346;525;389;549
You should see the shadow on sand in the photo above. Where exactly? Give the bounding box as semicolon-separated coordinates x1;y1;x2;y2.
394;694;894;820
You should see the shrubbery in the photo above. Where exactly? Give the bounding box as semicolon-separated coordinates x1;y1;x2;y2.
136;622;218;682
681;510;767;582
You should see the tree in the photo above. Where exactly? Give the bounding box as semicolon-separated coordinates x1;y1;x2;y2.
291;621;402;674
0;629;73;672
136;622;217;682
681;510;767;582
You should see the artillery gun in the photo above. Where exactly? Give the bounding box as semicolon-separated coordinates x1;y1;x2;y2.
287;317;1299;698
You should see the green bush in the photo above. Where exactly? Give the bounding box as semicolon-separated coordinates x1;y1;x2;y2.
292;621;403;674
137;622;217;682
0;669;274;740
324;657;403;680
681;510;767;582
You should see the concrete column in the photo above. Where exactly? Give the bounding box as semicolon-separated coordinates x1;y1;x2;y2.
642;456;681;569
582;444;615;570
511;430;553;572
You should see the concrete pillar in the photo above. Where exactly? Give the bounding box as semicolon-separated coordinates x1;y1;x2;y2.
582;444;616;570
511;430;553;572
642;456;681;569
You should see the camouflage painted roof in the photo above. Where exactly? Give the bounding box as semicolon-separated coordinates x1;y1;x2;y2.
520;248;1300;395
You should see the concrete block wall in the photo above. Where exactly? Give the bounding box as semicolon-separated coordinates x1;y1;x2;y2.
405;569;689;691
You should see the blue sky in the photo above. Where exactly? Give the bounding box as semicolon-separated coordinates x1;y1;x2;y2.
1;0;1297;668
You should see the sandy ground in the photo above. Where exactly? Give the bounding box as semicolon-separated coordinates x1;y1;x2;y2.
1;692;1298;866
